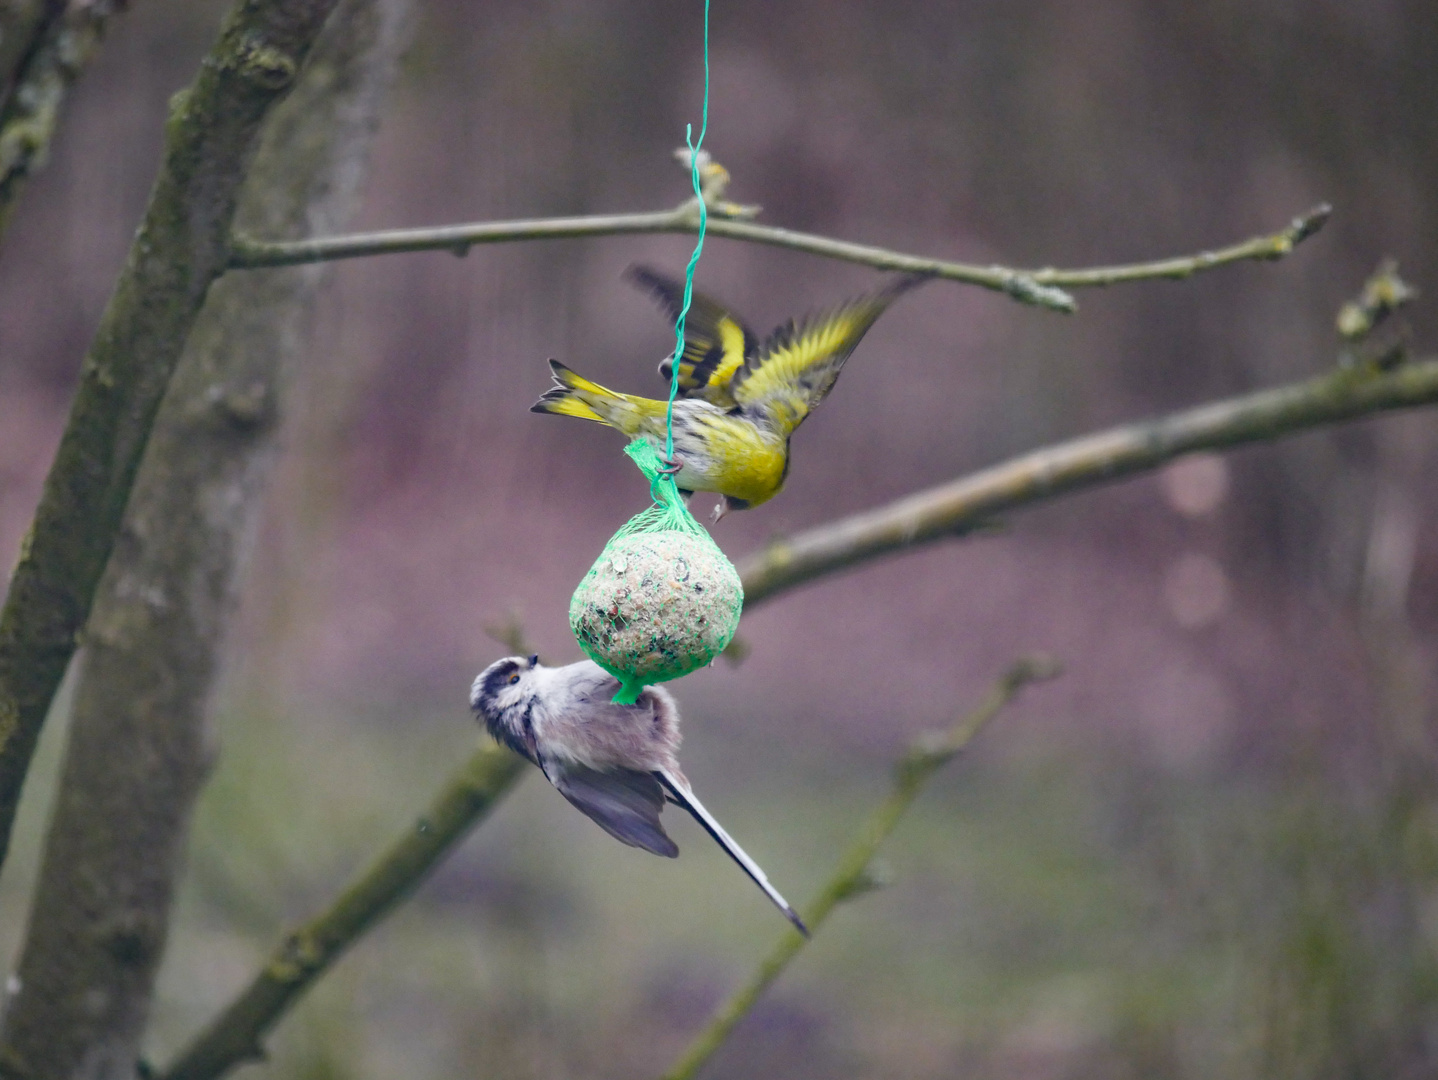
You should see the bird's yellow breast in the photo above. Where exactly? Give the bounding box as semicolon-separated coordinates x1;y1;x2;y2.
670;411;788;508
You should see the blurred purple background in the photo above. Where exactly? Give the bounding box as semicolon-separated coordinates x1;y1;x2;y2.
1;1;1436;1076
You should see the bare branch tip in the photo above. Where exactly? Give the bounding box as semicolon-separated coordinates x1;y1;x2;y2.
483;612;530;657
1289;203;1333;246
720;634;751;666
1006;653;1064;689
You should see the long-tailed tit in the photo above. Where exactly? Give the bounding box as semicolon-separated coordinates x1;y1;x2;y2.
470;655;808;935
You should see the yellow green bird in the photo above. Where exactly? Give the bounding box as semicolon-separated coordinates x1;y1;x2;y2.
532;266;929;520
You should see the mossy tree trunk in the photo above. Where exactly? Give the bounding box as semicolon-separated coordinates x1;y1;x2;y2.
0;1;412;1077
0;0;340;885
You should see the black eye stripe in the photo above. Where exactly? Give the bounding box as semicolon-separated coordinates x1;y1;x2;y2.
482;662;521;698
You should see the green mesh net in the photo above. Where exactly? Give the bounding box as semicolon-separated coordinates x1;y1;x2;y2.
569;440;743;704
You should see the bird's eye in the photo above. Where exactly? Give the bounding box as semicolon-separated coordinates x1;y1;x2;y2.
508;673;520;685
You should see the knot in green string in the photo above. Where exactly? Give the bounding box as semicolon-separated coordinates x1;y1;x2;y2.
570;437;743;703
625;439;703;533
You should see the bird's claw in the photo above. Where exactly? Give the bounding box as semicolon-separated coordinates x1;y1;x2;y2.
657;455;684;478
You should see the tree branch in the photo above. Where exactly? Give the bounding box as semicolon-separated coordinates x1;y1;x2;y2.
661;656;1061;1080
0;0;62;105
158;657;1053;1080
0;0;128;241
0;0;341;879
227;159;1329;314
1027;203;1331;288
0;0;413;1075
739;357;1438;605
154;354;1438;1080
155;744;527;1080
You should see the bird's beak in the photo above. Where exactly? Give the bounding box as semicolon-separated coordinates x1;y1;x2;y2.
710;498;729;524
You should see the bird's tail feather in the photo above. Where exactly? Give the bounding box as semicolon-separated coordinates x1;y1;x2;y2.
530;359;660;435
658;769;809;937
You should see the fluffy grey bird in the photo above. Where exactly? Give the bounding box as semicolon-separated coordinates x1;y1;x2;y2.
470;655;807;935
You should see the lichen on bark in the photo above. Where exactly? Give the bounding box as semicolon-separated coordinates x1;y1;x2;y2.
0;0;412;1077
0;0;341;885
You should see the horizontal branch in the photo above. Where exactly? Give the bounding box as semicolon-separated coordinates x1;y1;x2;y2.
228;207;1072;311
660;657;1060;1080
227;199;1330;314
739;357;1438;604
157;744;527;1080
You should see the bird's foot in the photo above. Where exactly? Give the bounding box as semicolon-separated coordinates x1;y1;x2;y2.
657;454;684;478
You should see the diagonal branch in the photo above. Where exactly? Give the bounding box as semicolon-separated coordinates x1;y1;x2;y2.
156;354;1438;1080
0;0;415;1073
0;0;61;101
739;357;1438;605
227;159;1329;314
660;656;1062;1080
0;0;342;879
156;744;527;1080
158;657;1052;1080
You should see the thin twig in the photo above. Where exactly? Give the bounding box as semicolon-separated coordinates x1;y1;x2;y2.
1028;204;1331;289
227;184;1330;314
660;656;1061;1080
739;357;1438;605
156;743;527;1080
227;207;1071;311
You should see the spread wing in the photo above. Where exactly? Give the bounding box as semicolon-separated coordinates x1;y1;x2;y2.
627;265;756;408
544;759;678;857
730;274;929;437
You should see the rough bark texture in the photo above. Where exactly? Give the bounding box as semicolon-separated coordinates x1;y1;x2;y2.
0;0;411;1077
0;0;128;241
0;0;340;884
0;0;63;101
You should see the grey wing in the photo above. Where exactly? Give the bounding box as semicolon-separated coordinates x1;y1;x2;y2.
545;760;679;858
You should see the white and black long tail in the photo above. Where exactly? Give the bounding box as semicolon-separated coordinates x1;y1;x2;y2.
658;770;809;937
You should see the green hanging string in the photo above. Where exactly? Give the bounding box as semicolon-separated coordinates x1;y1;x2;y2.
653;0;711;496
570;0;738;706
